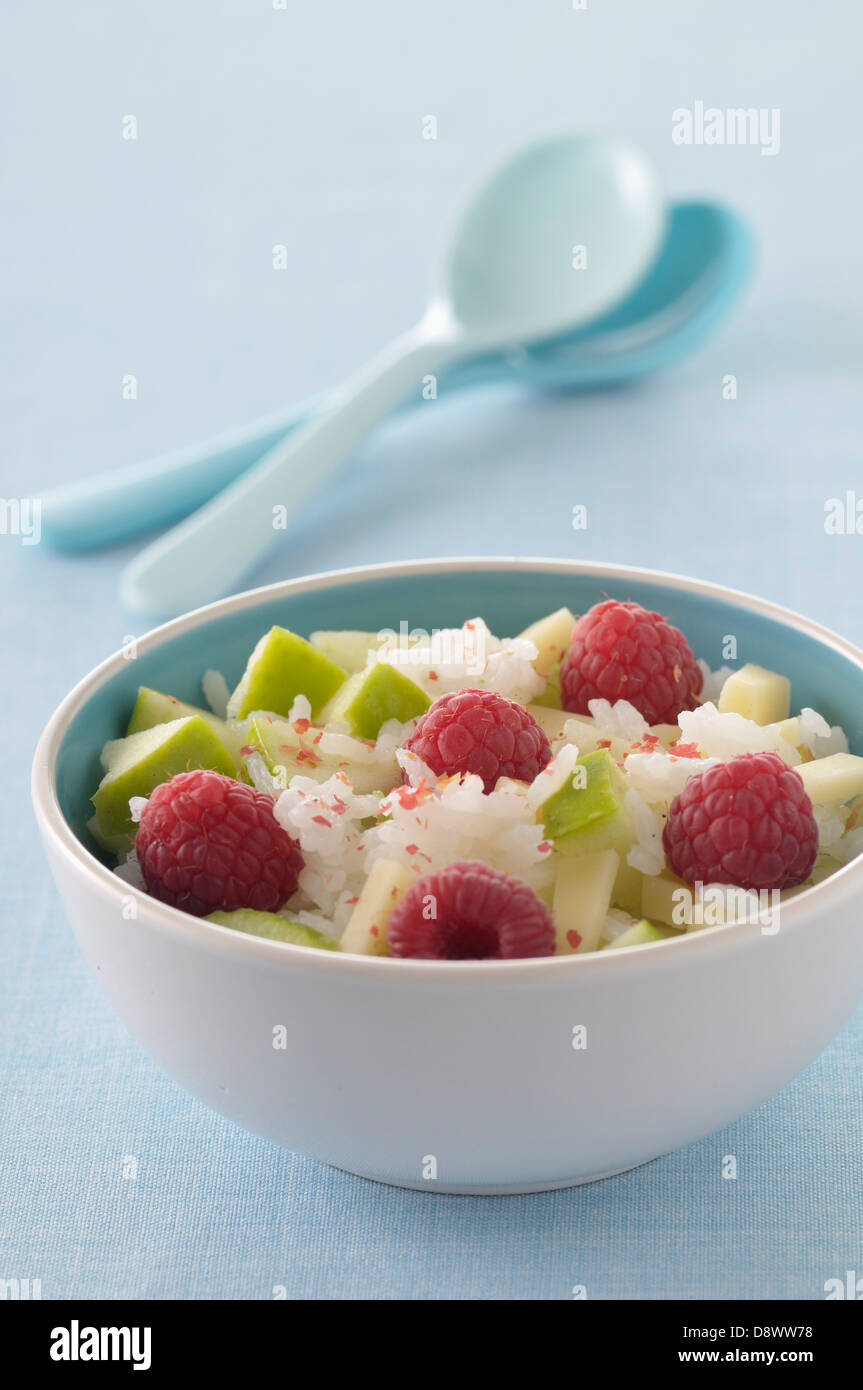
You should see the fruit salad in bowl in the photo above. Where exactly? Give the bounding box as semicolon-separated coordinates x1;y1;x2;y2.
32;560;863;1191
89;600;863;961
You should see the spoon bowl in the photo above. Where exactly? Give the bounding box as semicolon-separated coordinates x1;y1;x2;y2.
446;135;665;341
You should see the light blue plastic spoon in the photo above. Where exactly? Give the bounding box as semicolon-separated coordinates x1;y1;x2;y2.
40;195;750;557
120;135;673;615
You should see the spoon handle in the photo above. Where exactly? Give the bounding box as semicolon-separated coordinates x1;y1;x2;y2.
121;324;452;616
38;398;326;552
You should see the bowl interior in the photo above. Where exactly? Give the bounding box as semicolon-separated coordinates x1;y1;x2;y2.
54;564;863;864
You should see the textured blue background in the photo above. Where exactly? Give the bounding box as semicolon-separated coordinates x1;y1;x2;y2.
2;0;861;1299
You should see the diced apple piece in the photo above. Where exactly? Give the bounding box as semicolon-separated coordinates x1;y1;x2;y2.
87;813;137;856
246;713;331;784
601;919;669;950
92;716;236;842
610;860;646;916
797;752;863;805
206;908;337;949
531;663;563;709
339;858;414;955
530;705;573;743
650;723;681;749
718;664;791;725
641;869;692;927
310;630;385;675
227;626;346;720
245;713;400;794
320;662;430;740
552;850;619;954
517;607;576;675
126;685;246;768
540;748;635;858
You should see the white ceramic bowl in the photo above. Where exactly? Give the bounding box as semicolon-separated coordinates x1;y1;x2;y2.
32;559;863;1193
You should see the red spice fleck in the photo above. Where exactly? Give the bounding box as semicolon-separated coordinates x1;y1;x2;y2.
313;731;323;744
394;781;430;811
405;843;420;855
312;815;332;827
428;670;439;681
344;896;359;905
538;840;552;853
671;742;701;759
293;717;310;734
598;738;612;749
370;924;379;937
296;749;321;765
239;744;257;756
566;929;582;950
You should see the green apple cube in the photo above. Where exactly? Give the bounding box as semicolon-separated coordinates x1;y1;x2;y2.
244;712;401;795
126;686;245;767
531;662;563;709
541;748;635;856
226;626;347;720
518;607;575;674
246;712;330;784
718;663;791;725
339;858;414;955
611;860;647;916
206;909;337;949
797;752;863;805
601;919;668;950
310;630;387;675
321;662;430;740
552;849;619;954
92;715;236;842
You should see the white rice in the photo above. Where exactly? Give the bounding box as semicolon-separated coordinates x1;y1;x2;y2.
202;669;231;718
623;751;722;804
624;787;665;875
798;707;849;758
677;702;801;765
588;698;649;743
696;660;735;703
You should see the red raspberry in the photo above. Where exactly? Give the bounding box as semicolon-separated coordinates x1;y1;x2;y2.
560;599;702;726
387;860;556;959
136;769;304;917
663;752;818;891
401;688;551;793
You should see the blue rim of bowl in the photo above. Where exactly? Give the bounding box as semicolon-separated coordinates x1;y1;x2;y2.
31;557;863;981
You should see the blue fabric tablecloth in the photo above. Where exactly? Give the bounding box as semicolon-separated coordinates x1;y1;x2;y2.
1;0;861;1299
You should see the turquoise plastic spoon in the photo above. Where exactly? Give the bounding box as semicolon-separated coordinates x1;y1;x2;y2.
120;135;668;614
40;201;750;557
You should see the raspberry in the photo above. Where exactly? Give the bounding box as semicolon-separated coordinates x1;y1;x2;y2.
663;752;818;891
136;769;304;917
560;599;702;726
401;688;551;793
387;860;556;959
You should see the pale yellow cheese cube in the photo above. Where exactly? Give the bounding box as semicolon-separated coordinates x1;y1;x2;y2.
717;664;791;725
797;753;863;806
